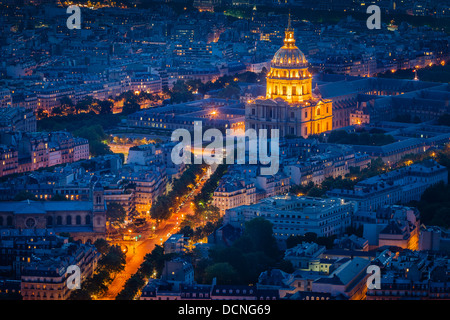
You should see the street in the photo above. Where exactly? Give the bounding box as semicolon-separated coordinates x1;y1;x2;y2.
100;172;208;300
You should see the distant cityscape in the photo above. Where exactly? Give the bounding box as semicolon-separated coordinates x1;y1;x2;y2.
0;0;449;302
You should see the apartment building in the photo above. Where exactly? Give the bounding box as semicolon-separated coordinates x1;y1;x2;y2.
224;195;354;244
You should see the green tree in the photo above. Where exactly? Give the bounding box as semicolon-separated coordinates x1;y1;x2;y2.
277;259;295;273
431;207;450;228
94;238;110;255
13;191;37;201
98;245;126;274
99;100;113;115
217;85;240;99
203;262;238;285
75;96;93;114
68;288;92;300
59;96;75;115
178;225;194;238
115;273;145;300
106;202;126;224
122;99;140;115
241;217;280;260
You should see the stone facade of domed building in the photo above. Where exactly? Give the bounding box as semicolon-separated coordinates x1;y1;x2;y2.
246;20;333;138
0;180;107;244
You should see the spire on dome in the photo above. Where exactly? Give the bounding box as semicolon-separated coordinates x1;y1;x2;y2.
283;11;295;48
287;10;292;31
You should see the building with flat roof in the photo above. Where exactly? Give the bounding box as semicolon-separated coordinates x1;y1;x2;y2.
284;242;326;270
223;195;354;245
127;98;246;133
327;160;448;212
311;257;371;300
163;234;187;255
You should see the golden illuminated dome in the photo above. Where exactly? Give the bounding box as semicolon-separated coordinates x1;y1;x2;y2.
265;15;313;103
271;20;307;69
272;46;307;68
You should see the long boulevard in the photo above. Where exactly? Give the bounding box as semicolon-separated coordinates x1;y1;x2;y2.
101;173;208;300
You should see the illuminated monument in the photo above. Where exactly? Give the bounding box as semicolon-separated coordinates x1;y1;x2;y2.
245;17;333;138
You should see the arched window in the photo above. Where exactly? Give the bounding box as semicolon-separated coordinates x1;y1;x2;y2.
6;216;13;226
66;215;72;225
47;216;53;226
76;215;81;225
85;215;91;225
317;108;321;116
56;216;62;225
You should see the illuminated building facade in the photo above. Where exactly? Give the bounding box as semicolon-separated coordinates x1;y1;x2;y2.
246;19;333;138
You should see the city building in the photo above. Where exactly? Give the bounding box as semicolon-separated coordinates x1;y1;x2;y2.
0;182;107;243
327;160;448;212
223;195;354;245
127;98;245;133
311;257;371;300
284;242;327;270
366;251;450;300
20;242;100;300
0;131;89;178
246;21;333;138
164;234;187;255
0;107;36;133
359;205;420;251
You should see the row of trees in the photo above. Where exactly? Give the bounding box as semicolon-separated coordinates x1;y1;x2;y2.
37;96;114;119
117;90;162;114
69;239;126;300
178;220;221;244
37;89;162;158
164;71;267;104
327;130;395;146
39;90;163;119
191;164;228;222
115;245;174;300
38;111;122;157
175;164;229;242
150;164;207;221
409;181;450;228
378;63;450;84
290;157;387;197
